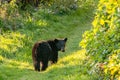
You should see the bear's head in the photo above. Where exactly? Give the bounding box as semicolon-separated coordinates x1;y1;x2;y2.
54;38;68;52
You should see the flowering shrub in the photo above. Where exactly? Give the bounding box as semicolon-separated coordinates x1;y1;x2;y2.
80;0;120;79
104;50;120;79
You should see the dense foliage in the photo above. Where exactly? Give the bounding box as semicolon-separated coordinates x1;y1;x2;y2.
0;0;96;31
80;0;120;79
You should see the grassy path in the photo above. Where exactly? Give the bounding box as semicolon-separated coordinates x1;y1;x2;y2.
16;25;92;80
17;16;93;80
0;9;96;80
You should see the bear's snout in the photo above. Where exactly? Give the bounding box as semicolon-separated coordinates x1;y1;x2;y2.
61;49;65;52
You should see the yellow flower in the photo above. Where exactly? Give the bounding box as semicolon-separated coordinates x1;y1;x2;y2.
110;66;118;75
104;68;108;74
92;18;98;27
100;19;105;25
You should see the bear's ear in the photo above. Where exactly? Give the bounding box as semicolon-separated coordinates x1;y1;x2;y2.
64;38;67;42
54;39;58;43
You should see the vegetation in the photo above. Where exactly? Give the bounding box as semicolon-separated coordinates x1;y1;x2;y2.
1;0;119;80
80;0;120;79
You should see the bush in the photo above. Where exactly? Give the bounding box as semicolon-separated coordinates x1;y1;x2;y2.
50;0;78;14
80;0;120;79
50;0;98;14
0;0;23;31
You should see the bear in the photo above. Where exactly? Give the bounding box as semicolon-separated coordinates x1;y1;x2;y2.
32;38;68;71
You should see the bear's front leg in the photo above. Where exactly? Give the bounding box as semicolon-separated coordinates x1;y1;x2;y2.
51;53;58;64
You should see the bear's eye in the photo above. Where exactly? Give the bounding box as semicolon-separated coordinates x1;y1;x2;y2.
62;42;65;47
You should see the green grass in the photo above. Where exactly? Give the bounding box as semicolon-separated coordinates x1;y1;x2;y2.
0;7;99;80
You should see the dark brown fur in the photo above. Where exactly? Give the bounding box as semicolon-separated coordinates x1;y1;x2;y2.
32;38;67;71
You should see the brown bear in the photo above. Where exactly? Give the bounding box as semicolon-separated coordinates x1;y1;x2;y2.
32;38;68;71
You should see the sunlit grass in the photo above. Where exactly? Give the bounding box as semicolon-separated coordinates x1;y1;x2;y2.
58;49;86;66
36;20;48;27
0;55;32;70
0;32;25;52
0;55;4;63
47;49;87;72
